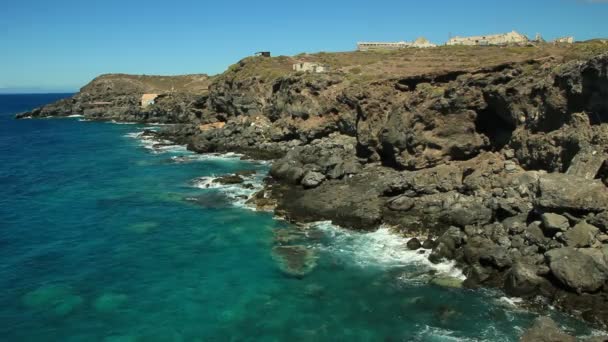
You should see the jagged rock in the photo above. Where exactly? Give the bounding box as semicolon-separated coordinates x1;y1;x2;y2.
588;212;608;232
406;238;422;250
387;195;416;211
502;214;528;235
525;221;549;247
566;147;606;180
546;247;608;293
563;221;600;248
541;213;570;235
429;227;465;263
301;171;326;189
504;262;545;297
519;317;575;342
464;237;512;270
537;173;608;213
213;174;244;185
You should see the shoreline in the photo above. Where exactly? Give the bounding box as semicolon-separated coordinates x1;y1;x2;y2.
125;122;606;337
12;48;608;338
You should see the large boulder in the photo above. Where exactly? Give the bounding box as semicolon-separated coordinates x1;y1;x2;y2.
536;173;608;213
562;221;600;248
541;213;570;235
504;262;545;298
545;247;608;293
519;317;575;342
429;226;465;263
464;237;512;270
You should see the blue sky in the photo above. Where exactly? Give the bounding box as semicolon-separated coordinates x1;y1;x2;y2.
1;0;608;93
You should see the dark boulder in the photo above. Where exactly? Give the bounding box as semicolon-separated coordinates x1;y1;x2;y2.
213;175;245;185
406;238;422;250
504;262;545;298
429;227;465;263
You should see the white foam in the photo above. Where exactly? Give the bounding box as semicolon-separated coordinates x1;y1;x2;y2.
416;326;475;342
310;222;465;280
191;173;265;208
498;296;524;307
123;130;187;154
110;120;137;125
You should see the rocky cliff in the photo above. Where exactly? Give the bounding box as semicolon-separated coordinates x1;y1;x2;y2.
17;42;608;328
16;73;212;123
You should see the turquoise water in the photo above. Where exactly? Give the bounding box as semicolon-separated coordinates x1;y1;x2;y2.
0;94;598;341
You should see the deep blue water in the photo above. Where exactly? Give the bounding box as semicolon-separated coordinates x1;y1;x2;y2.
0;94;600;341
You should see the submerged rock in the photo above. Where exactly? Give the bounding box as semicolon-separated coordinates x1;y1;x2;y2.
272;245;317;278
93;293;129;314
429;276;464;288
127;222;159;234
22;284;83;316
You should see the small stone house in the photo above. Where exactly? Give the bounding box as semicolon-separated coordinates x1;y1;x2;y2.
141;94;159;108
293;62;328;73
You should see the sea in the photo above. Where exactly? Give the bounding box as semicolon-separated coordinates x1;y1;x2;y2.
0;94;600;341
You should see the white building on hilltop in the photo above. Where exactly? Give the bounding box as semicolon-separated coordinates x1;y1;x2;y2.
293;62;329;73
357;37;437;51
447;31;529;46
553;36;575;44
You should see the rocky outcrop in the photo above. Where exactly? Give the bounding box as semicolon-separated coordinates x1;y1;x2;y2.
17;48;608;331
16;74;212;123
519;317;576;342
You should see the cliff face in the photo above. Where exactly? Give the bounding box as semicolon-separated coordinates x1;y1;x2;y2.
17;43;608;327
17;74;212;123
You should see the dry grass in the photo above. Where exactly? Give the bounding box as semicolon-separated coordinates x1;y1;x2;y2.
91;74;212;94
218;41;608;84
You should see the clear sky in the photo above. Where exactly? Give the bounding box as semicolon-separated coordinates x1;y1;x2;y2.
1;0;607;93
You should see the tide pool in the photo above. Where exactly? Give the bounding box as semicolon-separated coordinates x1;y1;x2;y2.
0;95;599;341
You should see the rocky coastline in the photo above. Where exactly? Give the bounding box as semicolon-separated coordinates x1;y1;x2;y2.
17;45;608;337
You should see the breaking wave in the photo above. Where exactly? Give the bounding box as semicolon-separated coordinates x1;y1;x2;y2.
191;173;265;208
309;221;465;280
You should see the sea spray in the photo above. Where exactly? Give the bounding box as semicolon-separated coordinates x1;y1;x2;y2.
309;221;465;280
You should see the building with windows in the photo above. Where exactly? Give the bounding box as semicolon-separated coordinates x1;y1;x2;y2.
357;37;437;51
446;31;529;46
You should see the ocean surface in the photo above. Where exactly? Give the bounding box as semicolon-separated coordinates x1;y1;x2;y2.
0;94;599;341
